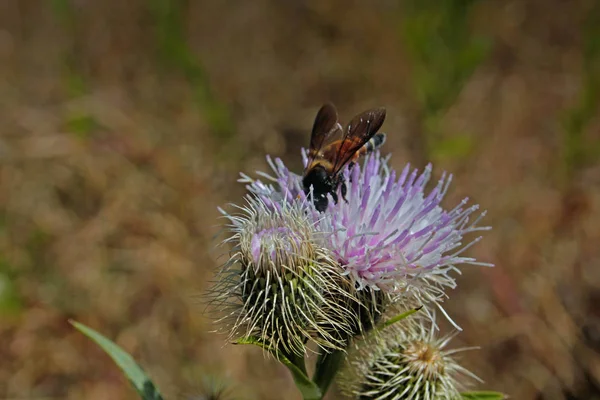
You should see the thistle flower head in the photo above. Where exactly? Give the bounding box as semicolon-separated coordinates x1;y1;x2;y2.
241;152;491;316
338;315;481;400
210;196;355;355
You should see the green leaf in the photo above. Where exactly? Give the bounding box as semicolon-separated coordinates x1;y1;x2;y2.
379;306;422;329
234;337;322;400
70;320;164;400
461;391;507;399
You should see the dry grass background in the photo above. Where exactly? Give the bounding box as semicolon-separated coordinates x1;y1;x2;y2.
0;0;599;399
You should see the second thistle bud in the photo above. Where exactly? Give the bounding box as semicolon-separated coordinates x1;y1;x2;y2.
338;315;481;400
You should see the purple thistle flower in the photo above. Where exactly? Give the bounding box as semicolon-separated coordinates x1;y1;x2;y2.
240;151;492;320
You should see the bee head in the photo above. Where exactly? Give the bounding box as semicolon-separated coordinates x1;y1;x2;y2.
303;166;335;212
303;166;332;193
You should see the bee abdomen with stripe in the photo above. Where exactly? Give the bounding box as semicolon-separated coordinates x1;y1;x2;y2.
359;132;386;155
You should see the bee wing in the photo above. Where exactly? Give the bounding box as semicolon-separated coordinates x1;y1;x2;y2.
331;107;386;174
306;103;343;170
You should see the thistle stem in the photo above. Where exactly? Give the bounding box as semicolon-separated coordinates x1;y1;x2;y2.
287;351;308;376
313;349;345;396
280;349;321;400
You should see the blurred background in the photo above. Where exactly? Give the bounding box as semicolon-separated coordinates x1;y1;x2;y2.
1;0;599;399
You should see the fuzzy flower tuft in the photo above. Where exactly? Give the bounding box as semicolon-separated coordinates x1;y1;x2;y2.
338;315;481;400
240;152;492;319
209;196;356;355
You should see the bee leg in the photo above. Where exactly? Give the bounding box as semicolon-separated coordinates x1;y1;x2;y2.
347;162;356;183
340;181;348;203
330;191;339;205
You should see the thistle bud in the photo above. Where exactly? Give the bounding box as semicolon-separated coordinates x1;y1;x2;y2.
338;315;481;399
210;196;355;355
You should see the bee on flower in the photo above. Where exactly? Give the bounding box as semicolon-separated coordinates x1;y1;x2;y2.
206;103;501;400
239;104;491;331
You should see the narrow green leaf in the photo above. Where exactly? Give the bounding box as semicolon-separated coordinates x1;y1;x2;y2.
379;306;422;329
70;320;164;400
234;337;322;400
461;391;507;399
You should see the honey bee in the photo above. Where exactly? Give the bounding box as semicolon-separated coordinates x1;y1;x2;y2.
302;103;387;212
